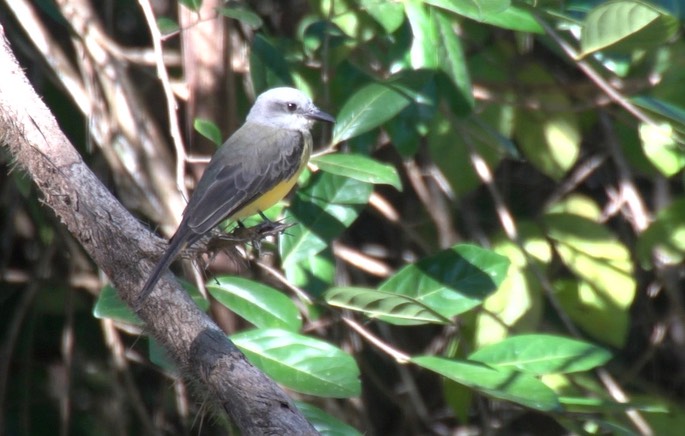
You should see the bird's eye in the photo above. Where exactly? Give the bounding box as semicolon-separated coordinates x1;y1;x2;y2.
286;102;298;112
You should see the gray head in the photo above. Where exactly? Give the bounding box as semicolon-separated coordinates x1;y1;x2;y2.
246;87;335;130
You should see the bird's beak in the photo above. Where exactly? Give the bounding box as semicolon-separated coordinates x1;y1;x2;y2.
307;106;335;123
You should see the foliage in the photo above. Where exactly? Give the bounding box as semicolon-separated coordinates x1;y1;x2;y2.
4;0;685;434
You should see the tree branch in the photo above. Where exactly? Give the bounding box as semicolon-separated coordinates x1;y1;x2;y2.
0;26;317;435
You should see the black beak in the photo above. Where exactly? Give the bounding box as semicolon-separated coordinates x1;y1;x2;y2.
307;106;335;123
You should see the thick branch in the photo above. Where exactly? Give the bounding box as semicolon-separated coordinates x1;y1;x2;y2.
0;27;316;435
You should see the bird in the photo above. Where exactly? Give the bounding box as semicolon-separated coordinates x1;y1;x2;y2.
137;87;335;304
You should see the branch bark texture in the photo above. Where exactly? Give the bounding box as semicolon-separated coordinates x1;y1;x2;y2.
0;27;317;435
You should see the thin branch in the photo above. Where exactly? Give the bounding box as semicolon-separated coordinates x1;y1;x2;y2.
342;317;410;363
137;0;189;198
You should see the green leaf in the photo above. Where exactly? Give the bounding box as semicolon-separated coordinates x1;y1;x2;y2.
156;17;179;35
217;6;263;28
554;279;631;348
377;244;509;324
545;213;635;347
361;0;405;34
280;172;372;267
425;0;544;33
231;328;361;398
543;213;635;284
297;402;362;436
149;338;176;373
405;0;439;69
637;198;685;268
319;0;377;40
424;0;510;18
333;83;412;144
632;95;685;132
250;35;293;94
93;285;142;326
514;65;581;180
312;153;402;190
207;277;302;331
427;112;505;197
545;194;602;221
435;9;474;110
283;248;335;298
639;121;685;177
413;356;560;411
178;0;202;12
469;334;612;374
478;5;544;33
580;0;679;57
474;225;549;347
193;118;222;146
325;287;452;325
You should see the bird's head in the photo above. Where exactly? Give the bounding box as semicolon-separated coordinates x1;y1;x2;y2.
246;87;335;131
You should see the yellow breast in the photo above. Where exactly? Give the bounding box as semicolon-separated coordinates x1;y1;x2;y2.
233;173;301;219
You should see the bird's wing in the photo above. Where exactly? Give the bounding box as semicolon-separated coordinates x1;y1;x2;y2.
182;124;306;239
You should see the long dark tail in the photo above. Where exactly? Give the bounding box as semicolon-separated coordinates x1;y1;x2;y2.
137;230;189;305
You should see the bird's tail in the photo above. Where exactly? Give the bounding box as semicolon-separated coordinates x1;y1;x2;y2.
137;232;188;306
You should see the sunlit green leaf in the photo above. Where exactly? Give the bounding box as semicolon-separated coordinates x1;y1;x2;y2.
377;244;509;324
515;65;581;180
469;334;611;374
333;83;412;143
544;213;635;347
580;0;678;57
424;0;510;18
474;225;548;347
554;279;631;348
413;356;560;411
405;0;439;69
207;276;302;331
312;153;402;190
545;194;602;221
362;0;405;34
231;328;361;398
325;287;452;324
425;0;543;33
320;0;376;40
639;121;685;177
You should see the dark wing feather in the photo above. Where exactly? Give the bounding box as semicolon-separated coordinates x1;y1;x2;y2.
181;123;305;243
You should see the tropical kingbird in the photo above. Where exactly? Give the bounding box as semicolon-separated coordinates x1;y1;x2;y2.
138;87;334;304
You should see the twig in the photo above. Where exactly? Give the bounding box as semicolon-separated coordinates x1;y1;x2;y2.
342;317;410;363
404;159;458;248
254;260;313;305
538;17;667;138
100;319;157;433
333;242;393;278
137;0;189;198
